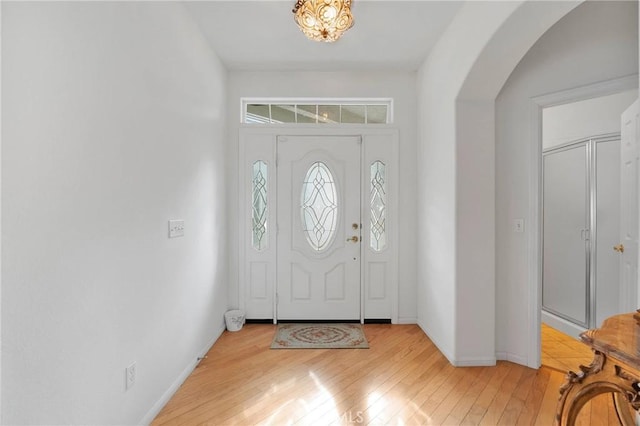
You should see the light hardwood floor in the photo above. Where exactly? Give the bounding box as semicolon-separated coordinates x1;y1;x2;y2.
153;324;619;425
541;323;593;374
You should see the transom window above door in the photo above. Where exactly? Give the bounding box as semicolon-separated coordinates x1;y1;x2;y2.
241;98;393;124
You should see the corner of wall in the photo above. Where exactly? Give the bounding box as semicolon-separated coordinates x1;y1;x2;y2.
0;1;4;420
495;351;528;367
140;324;226;425
416;319;456;366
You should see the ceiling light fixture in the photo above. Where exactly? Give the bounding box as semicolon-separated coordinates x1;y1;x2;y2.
292;0;354;43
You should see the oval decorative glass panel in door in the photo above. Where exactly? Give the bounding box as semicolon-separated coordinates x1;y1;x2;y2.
300;161;338;252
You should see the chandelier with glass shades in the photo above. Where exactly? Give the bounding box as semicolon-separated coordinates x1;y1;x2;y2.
292;0;354;43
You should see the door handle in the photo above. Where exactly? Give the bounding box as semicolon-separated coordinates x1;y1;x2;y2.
346;236;360;243
614;244;625;253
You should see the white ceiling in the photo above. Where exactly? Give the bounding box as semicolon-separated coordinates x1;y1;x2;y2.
183;1;464;71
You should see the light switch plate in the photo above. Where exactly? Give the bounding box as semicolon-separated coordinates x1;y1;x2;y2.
125;362;136;390
169;220;184;238
514;218;524;233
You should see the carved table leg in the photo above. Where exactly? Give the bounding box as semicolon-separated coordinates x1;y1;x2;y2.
555;351;640;426
613;392;637;425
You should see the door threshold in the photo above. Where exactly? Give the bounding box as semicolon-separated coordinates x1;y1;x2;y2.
245;319;274;324
277;319;360;324
364;319;391;324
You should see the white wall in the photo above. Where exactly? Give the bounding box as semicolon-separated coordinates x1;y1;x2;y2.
416;1;521;366
543;89;638;149
417;0;580;366
227;71;418;323
496;1;638;364
2;2;228;424
1;3;4;419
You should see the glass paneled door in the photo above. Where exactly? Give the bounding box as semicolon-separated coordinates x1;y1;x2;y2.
276;136;361;320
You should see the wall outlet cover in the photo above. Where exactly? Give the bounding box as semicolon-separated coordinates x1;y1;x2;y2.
168;219;185;238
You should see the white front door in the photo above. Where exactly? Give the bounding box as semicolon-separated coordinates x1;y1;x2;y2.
619;100;639;311
276;135;361;320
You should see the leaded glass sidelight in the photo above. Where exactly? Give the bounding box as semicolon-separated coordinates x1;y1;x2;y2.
252;161;268;251
301;162;338;252
370;161;387;251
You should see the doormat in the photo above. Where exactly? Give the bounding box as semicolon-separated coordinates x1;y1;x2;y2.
270;323;369;349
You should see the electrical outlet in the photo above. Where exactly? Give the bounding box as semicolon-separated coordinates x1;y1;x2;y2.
168;220;184;238
125;362;136;390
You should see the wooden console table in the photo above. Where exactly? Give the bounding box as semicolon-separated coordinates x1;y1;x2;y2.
555;312;640;425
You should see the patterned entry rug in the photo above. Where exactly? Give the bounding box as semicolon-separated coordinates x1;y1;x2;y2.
270;323;369;349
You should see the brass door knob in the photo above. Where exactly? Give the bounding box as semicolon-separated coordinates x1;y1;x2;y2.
346;236;360;243
614;244;625;253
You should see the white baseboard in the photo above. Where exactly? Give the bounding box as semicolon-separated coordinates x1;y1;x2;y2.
541;310;586;340
416;319;456;366
453;357;497;367
417;320;497;366
397;317;417;324
140;324;226;425
496;351;528;367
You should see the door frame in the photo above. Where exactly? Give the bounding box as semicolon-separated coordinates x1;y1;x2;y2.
528;74;638;368
238;126;399;324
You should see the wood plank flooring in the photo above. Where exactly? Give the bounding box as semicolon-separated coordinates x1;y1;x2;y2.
153;324;619;425
540;323;593;374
